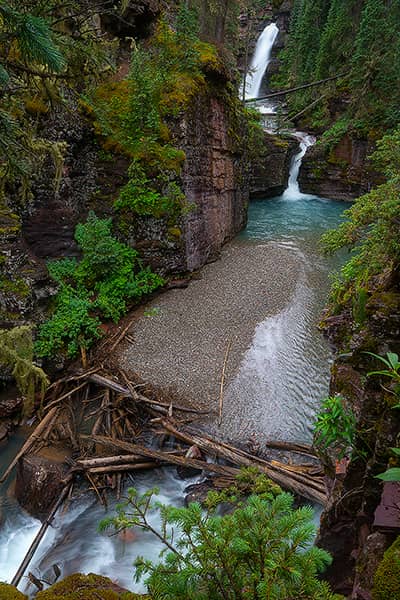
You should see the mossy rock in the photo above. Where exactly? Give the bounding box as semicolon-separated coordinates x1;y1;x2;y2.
372;536;400;600
0;583;28;599
35;573;149;600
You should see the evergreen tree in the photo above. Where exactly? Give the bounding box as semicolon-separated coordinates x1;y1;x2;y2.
280;0;331;85
316;0;360;78
350;0;400;129
100;483;342;600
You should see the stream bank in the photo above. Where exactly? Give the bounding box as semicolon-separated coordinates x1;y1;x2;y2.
118;136;347;448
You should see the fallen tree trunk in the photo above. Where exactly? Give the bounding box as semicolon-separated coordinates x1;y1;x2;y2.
265;439;316;456
88;373;210;415
0;407;59;484
80;434;240;478
160;421;326;504
87;462;157;474
77;454;142;468
80;433;326;505
11;480;73;587
245;73;348;102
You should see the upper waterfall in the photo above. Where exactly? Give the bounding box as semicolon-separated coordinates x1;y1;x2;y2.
245;23;279;100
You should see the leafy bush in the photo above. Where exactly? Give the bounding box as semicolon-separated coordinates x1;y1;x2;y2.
314;395;356;458
35;213;164;358
114;162;185;218
322;128;400;312
35;286;102;358
99;481;341;600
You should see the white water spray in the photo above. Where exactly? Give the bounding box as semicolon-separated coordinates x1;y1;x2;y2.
245;23;279;100
283;133;316;200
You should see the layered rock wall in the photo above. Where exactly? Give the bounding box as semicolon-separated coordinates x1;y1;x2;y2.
299;135;382;201
250;132;296;198
181;93;248;271
317;271;400;598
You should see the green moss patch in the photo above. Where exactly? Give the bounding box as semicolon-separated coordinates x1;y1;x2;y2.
372;536;400;600
35;573;148;599
0;583;27;599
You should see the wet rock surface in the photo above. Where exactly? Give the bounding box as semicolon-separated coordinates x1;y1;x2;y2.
299;135;382;201
250;133;297;198
317;272;400;596
180;92;249;271
15;453;70;518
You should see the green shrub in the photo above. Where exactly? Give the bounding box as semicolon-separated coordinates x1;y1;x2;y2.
35;286;102;358
372;536;400;600
322;128;400;313
314;395;356;458
35;213;164;358
100;484;340;600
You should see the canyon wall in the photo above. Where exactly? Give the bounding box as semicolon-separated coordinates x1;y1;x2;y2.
299;135;382;201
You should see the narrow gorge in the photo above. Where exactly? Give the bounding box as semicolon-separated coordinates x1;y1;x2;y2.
0;2;399;599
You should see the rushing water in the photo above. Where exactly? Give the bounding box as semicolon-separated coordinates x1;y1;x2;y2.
244;23;279;101
0;462;200;595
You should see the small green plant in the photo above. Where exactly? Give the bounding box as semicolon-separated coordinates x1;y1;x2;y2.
314;395;356;458
35;213;164;359
376;447;400;482
366;352;400;384
365;353;400;482
366;351;400;407
143;307;160;317
99;482;340;600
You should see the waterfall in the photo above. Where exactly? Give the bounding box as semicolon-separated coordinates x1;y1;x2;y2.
283;133;316;200
245;23;279;101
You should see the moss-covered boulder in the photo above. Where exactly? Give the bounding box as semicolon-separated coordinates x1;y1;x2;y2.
35;573;148;600
372;535;400;600
0;583;27;599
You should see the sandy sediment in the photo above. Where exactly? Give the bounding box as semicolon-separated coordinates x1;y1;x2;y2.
118;240;301;417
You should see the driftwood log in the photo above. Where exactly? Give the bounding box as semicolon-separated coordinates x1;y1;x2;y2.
11;480;73;587
0;407;59;484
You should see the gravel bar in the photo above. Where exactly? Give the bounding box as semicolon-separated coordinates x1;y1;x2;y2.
118;240;302;423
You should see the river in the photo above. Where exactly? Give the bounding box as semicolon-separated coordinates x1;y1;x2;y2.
0;22;348;594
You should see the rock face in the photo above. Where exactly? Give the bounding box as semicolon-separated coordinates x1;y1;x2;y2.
181;92;248;271
299;135;382;201
15;453;70;518
317;270;400;598
250;132;297;198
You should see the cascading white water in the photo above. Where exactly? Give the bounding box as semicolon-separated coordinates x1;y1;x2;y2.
245;23;279;101
283;133;316;200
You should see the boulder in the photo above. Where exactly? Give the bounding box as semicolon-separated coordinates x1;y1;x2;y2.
35;572;148;599
0;394;23;418
15;452;70;518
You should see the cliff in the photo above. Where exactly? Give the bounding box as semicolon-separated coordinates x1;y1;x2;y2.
250;132;296;198
0;18;249;328
316;269;400;598
299;135;382;201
